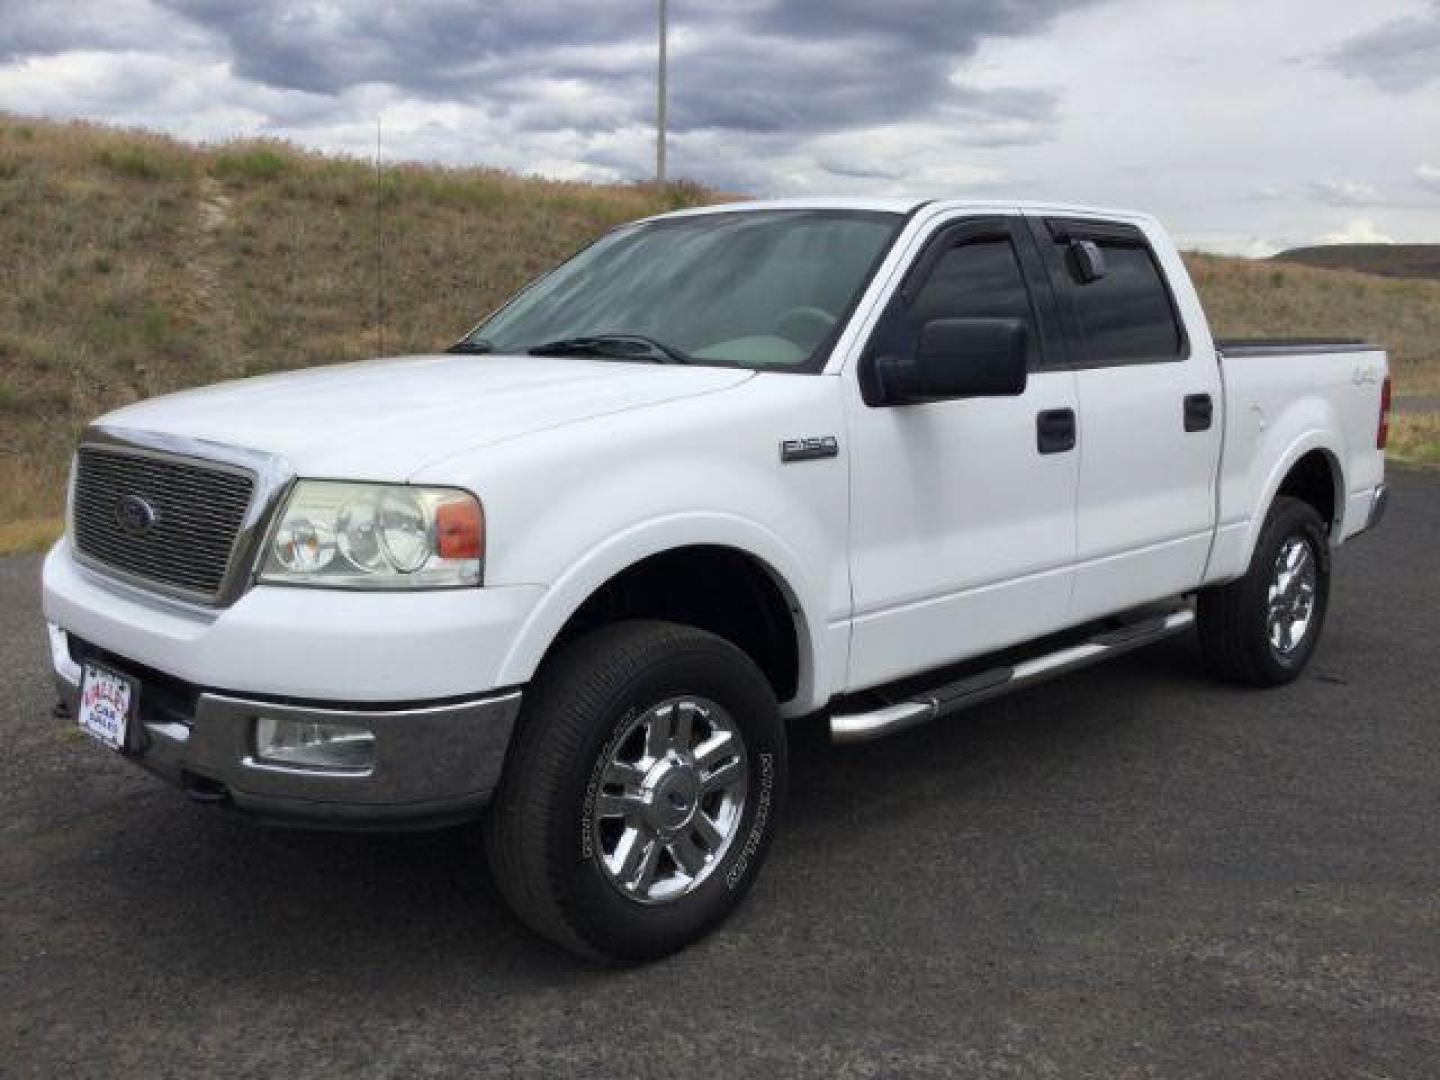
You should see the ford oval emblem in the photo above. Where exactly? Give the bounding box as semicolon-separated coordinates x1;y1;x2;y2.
115;493;158;537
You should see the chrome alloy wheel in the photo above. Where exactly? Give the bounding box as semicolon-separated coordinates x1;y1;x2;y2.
591;697;748;905
1267;536;1318;656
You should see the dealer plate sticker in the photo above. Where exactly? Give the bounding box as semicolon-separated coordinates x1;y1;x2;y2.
78;664;133;751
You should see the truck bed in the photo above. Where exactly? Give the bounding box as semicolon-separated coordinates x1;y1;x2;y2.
1206;338;1388;587
1216;338;1376;356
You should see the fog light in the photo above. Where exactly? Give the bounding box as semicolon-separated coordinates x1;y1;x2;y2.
254;716;375;772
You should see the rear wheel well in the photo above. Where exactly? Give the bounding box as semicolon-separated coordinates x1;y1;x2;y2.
553;546;802;704
1275;450;1339;534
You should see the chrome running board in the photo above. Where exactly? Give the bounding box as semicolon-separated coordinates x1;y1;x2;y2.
830;609;1195;744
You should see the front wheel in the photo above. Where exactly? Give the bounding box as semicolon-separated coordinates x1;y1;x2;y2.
1197;496;1331;686
484;620;786;963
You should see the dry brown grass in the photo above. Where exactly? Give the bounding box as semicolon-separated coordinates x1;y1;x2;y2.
0;114;711;539
1;113;1437;548
1388;414;1440;467
0;517;63;555
1185;253;1440;398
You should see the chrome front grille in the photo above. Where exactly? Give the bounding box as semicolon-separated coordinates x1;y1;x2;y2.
72;445;257;603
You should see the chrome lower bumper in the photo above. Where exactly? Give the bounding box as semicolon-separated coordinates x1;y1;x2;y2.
51;627;521;829
1366;483;1389;532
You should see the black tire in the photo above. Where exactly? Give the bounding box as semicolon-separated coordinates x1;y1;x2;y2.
1197;496;1331;686
484;620;786;964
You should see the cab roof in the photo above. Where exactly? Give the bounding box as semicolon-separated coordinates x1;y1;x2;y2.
645;197;1154;227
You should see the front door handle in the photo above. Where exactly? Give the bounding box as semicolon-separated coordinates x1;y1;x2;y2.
1184;393;1214;432
1037;408;1076;454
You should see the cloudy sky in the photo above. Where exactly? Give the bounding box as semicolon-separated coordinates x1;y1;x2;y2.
1;0;1437;254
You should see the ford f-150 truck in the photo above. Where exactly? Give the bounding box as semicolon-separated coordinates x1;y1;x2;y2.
43;199;1390;962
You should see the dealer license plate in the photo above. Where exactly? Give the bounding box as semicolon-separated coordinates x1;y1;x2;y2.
78;664;136;752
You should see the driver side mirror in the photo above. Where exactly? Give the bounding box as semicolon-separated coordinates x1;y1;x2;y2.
875;317;1029;405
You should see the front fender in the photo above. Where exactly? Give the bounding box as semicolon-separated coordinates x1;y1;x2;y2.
413;372;849;714
494;512;831;715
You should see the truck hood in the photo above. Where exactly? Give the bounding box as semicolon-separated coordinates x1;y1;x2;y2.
97;354;754;479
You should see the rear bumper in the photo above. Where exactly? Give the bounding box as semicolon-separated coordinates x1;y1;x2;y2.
1366;483;1389;532
51;626;521;829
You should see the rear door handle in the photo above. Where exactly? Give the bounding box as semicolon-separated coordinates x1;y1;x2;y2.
1037;408;1076;454
1184;393;1214;432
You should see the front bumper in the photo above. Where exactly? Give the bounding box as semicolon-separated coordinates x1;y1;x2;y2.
51;625;522;828
42;540;544;702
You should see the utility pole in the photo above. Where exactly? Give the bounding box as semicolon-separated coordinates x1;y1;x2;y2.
656;0;668;188
375;115;384;359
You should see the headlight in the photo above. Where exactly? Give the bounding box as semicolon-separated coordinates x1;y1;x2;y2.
258;481;483;589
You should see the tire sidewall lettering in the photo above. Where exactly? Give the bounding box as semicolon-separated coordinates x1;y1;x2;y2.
725;750;773;891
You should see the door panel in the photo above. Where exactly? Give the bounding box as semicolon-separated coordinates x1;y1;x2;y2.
1069;363;1219;617
845;372;1079;689
844;216;1080;691
1028;215;1222;620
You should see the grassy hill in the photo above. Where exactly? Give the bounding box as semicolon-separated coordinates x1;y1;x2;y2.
1184;254;1440;399
1;115;1437;549
0;114;710;548
1273;244;1440;282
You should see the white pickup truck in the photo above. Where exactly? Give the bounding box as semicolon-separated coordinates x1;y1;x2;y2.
43;199;1389;962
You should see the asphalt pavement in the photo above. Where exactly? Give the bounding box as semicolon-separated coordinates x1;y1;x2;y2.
1394;395;1440;415
2;469;1437;1079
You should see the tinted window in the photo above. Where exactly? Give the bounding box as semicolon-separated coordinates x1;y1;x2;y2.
883;237;1041;367
1063;241;1183;363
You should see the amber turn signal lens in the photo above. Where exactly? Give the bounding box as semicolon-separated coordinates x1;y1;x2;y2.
436;497;484;561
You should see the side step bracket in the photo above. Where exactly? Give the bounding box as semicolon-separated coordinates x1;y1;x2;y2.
830;609;1195;744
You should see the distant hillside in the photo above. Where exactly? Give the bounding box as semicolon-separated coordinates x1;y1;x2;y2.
1273;244;1440;282
1185;253;1440;396
1;113;1438;541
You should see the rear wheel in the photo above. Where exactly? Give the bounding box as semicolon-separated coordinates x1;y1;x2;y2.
484;620;785;963
1197;496;1330;686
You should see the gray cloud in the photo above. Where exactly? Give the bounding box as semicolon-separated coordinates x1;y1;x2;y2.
0;0;212;61
0;0;1098;185
147;0;1090;142
1307;179;1382;207
1325;1;1440;93
156;1;649;96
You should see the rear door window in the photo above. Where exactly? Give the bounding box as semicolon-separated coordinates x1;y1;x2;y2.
1044;224;1185;365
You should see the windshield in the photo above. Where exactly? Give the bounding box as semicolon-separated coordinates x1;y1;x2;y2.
458;209;904;371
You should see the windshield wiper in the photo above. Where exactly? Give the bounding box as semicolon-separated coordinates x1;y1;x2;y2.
447;338;494;354
526;333;695;365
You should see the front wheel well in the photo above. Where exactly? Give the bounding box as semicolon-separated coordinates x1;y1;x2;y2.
551;546;802;704
1275;449;1339;534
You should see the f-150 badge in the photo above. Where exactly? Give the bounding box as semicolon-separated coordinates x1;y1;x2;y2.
780;436;839;463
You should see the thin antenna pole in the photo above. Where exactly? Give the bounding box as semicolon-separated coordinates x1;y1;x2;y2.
375;115;385;358
656;0;668;188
